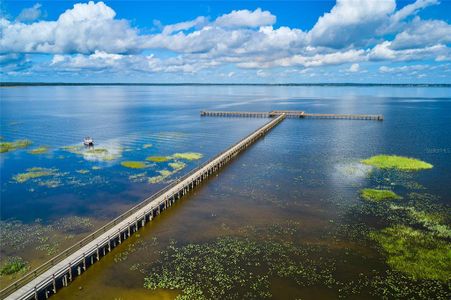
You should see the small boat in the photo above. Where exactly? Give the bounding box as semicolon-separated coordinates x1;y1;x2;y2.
83;136;94;146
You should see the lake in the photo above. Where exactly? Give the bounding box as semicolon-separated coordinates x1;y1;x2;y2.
1;85;450;299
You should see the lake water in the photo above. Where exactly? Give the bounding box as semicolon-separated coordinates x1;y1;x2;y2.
1;85;450;299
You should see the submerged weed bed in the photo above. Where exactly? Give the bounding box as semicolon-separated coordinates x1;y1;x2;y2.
360;188;402;202
171;152;203;161
141;221;450;300
361;155;433;171
121;161;148;169
0;139;32;153
370;225;451;281
13;167;59;183
61;145;121;161
146;156;170;163
144;236;336;299
28;146;49;155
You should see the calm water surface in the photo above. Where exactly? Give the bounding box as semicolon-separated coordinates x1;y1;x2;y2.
1;86;450;299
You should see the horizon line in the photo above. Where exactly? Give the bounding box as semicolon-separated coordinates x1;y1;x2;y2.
1;82;450;87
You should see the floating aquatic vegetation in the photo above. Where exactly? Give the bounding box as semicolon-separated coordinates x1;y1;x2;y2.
121;161;148;169
92;166;102;170
159;169;173;177
143;144;153;149
171;152;203;161
0;257;28;276
61;145;82;153
169;161;186;171
361;155;433;171
129;172;147;183
390;205;451;238
76;169;90;174
114;240;144;263
146;156;171;163
0;220;54;251
13;167;58;183
369;225;451;281
148;169;174;184
148;175;165;184
0;139;32;153
37;179;62;188
84;147;120;161
360;188;402;202
35;237;60;256
27;146;49;154
144;236;337;299
53;216;93;234
61;144;122;161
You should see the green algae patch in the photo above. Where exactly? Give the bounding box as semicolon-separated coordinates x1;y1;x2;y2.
370;225;451;281
0;139;32;153
146;156;170;163
360;188;402;202
143;144;153;149
121;161;148;169
28;146;49;155
171;152;203;161
0;257;28;276
361;155;433;171
169;161;186;171
13;167;57;183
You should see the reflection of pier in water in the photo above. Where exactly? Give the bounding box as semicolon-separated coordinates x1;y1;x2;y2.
3;109;383;299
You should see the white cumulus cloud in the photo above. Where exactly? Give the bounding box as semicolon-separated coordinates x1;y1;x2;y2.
214;8;276;28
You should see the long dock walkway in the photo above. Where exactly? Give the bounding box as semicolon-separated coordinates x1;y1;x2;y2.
201;110;383;120
2;114;286;300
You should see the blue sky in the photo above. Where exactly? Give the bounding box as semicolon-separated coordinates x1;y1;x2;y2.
1;0;450;83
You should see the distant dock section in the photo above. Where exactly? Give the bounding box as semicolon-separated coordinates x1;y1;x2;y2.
201;110;383;121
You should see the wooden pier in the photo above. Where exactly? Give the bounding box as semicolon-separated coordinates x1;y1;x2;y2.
1;114;286;300
200;111;271;118
201;110;383;121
